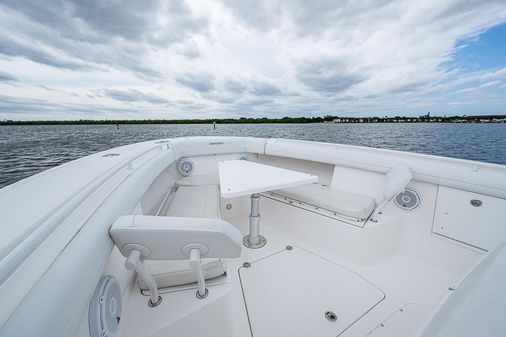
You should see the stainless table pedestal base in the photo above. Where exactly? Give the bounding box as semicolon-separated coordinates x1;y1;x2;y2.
243;193;266;249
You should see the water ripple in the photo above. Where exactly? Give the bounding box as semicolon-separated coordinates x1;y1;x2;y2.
0;123;505;188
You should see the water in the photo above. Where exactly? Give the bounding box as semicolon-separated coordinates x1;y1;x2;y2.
0;123;505;189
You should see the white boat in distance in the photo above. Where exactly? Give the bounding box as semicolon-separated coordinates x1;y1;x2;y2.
1;136;505;337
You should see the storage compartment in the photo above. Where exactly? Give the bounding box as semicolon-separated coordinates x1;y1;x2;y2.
239;246;385;337
433;186;506;250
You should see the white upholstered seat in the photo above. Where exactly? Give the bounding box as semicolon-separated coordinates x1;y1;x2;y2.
176;173;220;186
272;183;376;220
142;184;225;290
164;184;221;219
139;259;227;290
271;165;412;221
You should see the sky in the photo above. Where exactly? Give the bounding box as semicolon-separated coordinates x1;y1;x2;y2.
0;0;506;120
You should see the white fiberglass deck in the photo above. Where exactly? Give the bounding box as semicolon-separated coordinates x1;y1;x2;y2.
240;246;385;337
118;214;456;337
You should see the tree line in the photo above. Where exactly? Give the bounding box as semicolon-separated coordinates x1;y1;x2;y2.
1;114;504;125
0;116;334;125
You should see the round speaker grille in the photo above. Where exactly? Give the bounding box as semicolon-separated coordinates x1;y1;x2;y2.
394;187;421;210
89;275;122;337
177;158;194;176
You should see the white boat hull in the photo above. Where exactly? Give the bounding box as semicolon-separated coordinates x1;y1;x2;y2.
1;137;505;337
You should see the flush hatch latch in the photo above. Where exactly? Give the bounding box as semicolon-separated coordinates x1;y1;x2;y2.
325;311;338;322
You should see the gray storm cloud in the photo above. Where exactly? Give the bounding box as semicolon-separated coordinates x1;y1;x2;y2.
0;0;505;119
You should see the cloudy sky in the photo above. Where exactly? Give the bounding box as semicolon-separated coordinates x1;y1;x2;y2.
0;0;506;120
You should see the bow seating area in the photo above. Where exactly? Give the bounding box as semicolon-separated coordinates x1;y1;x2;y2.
264;164;412;226
136;183;228;292
159;184;221;219
5;137;506;337
130;160;413;295
269;183;376;220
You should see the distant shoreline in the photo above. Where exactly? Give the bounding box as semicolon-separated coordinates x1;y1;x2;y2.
1;115;505;125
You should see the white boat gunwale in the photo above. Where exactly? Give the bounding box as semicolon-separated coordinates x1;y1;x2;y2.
0;136;505;337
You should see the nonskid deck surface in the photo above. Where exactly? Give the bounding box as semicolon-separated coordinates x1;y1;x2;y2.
119;219;456;337
239;246;385;337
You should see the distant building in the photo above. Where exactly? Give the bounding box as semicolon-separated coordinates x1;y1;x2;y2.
328;114;505;124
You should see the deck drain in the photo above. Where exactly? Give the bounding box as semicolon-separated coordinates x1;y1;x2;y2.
325;311;337;322
243;262;251;268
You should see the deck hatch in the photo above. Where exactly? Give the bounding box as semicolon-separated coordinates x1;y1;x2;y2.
433;186;506;250
239;246;385;337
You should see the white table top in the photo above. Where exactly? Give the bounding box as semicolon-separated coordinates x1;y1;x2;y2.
218;160;318;198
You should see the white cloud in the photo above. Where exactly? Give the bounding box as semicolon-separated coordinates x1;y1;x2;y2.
458;80;503;93
0;0;506;119
480;67;506;81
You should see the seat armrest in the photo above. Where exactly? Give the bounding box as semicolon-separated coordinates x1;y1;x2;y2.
110;215;242;260
370;164;412;222
383;164;412;201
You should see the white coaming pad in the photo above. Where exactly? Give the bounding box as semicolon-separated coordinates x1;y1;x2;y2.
239;246;385;337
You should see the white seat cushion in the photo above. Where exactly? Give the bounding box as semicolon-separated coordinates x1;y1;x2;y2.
139;259;227;290
143;184;224;289
177;173;219;186
272;183;376;220
164;184;221;218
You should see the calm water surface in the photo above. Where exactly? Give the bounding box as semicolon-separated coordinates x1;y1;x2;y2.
0;123;505;189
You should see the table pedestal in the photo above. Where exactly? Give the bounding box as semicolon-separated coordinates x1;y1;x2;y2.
243;193;266;249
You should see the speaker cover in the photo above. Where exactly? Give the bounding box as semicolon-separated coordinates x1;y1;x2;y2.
89;275;122;337
394;187;421;210
177;158;195;176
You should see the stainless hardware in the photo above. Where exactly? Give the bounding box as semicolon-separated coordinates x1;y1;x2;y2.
470;199;482;207
148;296;162;307
325;311;337;322
196;288;209;299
